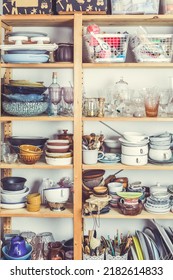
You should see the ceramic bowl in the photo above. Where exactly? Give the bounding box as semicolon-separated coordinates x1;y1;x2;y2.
104;139;121;149
93;186;108;196
1;176;27;191
19;144;42;154
123;132;148;142
107;182;123;193
46;145;70;153
118;200;143;216
47;139;70;146
2;101;48;116
44;188;70;203
82;169;105;180
82;177;103;189
2;244;32;260
7;136;48;147
2;93;47;102
27;193;41;205
5;84;47;95
45;156;72;165
1;187;30;203
149;148;172;161
45;151;72;158
19;153;42;164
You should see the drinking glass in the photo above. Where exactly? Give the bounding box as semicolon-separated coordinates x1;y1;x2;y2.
158;89;170;117
144;88;160;117
62;87;74;116
49;87;62;115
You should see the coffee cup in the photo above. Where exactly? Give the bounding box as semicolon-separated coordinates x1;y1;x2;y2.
82;149;104;164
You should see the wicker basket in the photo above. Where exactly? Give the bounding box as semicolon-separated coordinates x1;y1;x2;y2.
130;34;173;62
83;33;129;63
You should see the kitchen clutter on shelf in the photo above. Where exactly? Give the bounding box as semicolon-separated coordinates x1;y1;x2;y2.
83;220;173;260
1;231;73;260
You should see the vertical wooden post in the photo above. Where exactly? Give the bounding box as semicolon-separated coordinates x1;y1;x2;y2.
73;13;83;260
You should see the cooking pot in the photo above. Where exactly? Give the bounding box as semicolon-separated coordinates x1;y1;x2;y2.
54;43;73;62
149;148;172;161
121;144;148;156
121;154;148;166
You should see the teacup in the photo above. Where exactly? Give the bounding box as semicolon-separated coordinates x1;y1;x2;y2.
82;150;104;164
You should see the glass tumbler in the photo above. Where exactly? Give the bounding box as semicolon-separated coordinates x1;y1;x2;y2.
144;89;160;117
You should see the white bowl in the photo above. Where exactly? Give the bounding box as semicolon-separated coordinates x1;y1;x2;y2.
149;148;172;161
123;132;148;142
45;151;72;158
45;156;72;165
107;182;123;193
46;139;69;146
44;188;70;203
1;186;28;194
1;187;30;203
104;139;121;149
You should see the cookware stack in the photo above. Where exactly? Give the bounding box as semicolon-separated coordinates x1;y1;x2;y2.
119;132;149;166
148;133;172;163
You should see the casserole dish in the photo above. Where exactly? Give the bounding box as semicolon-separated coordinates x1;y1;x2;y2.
121;144;148;156
121;154;148;166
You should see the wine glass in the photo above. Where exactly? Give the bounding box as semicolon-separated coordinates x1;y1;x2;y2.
62;87;74;116
49;87;62;116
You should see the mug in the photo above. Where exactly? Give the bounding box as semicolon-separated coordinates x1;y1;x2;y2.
48;241;65;260
82;149;104;164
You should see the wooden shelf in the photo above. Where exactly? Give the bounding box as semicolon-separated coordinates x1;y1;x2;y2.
82;14;173;26
0;116;74;122
0;162;73;169
82;163;173;170
83;117;173;122
0;206;73;218
83;63;173;68
83;208;173;219
1;63;74;69
1;15;74;27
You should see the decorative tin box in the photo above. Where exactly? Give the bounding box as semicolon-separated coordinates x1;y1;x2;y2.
3;0;52;15
55;0;108;14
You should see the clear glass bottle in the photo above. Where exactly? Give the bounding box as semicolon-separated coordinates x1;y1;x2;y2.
48;72;62;116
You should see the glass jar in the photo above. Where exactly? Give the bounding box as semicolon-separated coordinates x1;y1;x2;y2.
84;98;98;117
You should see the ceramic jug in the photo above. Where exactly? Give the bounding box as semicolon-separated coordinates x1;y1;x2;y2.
38;178;54;205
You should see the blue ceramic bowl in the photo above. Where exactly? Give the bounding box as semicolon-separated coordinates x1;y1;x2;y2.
5;85;47;95
2;93;47;102
2;244;32;260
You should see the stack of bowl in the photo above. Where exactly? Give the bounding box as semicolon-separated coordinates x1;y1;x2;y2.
82;169;105;200
19;144;43;164
45;139;72;165
0;176;29;209
107;182;123;208
26;193;41;212
120;132;149;166
149;133;172;162
7;136;48;154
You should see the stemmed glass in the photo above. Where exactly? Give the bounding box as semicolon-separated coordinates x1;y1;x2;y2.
62;87;74;116
49;87;62;116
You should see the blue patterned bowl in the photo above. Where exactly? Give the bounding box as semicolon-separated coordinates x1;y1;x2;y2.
2;101;48;116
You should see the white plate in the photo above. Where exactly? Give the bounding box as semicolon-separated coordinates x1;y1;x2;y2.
7;31;48;37
153;220;173;256
1;186;28;194
144;204;171;214
136;231;150;260
119;137;149;147
0;202;25;209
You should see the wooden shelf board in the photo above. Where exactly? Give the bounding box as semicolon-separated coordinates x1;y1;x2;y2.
83;63;173;68
83;117;173;122
0;15;74;27
0;162;73;169
1;63;74;69
82;163;173;170
0;206;73;218
83;208;173;219
0;116;74;122
82;14;173;26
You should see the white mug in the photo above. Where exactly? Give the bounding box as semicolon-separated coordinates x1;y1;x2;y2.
82;150;104;164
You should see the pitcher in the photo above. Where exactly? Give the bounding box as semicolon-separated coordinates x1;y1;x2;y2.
38;178;54;205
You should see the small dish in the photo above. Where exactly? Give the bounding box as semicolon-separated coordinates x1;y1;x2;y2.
2;54;49;63
0;202;25;209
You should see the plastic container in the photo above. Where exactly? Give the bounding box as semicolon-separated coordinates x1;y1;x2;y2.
83;33;129;63
111;0;160;14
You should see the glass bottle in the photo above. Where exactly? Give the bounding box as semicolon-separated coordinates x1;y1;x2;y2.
115;77;129;116
48;72;62;116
